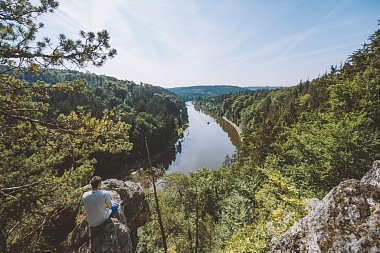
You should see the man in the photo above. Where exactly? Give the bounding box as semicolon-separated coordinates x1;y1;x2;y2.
82;176;118;227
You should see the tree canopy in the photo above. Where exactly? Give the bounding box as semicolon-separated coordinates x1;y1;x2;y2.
0;1;129;251
0;0;116;71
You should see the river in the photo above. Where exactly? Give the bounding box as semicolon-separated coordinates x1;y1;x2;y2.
163;102;240;174
101;102;240;179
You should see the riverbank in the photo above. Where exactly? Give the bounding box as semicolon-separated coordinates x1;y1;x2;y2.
221;116;242;139
193;102;242;142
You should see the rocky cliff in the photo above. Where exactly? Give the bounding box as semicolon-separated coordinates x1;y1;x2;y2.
271;161;380;253
64;179;150;253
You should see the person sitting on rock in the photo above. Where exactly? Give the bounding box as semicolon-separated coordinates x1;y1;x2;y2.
82;176;119;227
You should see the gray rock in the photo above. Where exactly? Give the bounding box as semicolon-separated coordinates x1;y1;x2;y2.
304;198;320;213
271;161;380;253
361;160;380;188
101;179;150;230
90;217;133;253
101;179;150;248
64;219;91;253
65;217;133;253
64;179;150;253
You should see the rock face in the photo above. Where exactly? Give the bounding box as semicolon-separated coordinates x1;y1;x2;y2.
361;160;380;188
271;161;380;253
64;179;150;253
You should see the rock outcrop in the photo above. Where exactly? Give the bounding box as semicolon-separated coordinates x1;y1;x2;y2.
271;161;380;253
64;179;150;253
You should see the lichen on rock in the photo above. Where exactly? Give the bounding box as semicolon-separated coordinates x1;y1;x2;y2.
271;161;380;253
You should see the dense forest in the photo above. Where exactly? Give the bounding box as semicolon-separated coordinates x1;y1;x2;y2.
18;69;188;176
168;85;248;101
137;25;380;252
0;1;187;252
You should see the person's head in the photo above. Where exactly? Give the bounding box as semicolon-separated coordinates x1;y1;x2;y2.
90;176;102;189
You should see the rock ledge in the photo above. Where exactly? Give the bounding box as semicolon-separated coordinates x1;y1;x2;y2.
64;179;150;253
271;161;380;253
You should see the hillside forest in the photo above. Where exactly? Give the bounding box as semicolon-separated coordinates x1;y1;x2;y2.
169;85;279;102
137;24;380;252
168;85;248;102
19;69;188;176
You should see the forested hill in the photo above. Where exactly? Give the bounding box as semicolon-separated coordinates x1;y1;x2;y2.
18;68;188;175
138;26;380;252
168;85;249;101
245;86;280;91
20;68;119;86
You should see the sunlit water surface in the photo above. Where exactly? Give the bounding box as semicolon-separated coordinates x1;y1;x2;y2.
165;102;239;174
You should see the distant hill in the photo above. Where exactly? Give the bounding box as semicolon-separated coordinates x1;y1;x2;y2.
168;85;248;101
244;86;281;91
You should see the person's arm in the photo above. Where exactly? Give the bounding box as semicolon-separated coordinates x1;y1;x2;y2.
105;191;112;209
80;192;86;206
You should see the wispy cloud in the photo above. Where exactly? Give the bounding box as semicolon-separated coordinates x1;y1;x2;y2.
37;0;379;87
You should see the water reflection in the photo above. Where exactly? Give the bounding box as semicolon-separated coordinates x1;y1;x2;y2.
156;102;239;174
216;117;241;148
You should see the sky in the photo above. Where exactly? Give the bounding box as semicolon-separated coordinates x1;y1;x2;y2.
37;0;380;88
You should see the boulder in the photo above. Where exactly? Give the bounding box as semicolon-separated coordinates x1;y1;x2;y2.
304;198;320;213
361;160;380;188
101;179;150;231
64;179;150;253
271;161;380;253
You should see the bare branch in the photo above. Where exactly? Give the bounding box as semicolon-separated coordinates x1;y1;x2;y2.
0;108;91;135
0;180;44;194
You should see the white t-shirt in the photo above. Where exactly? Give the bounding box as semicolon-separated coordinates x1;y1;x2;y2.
82;190;112;227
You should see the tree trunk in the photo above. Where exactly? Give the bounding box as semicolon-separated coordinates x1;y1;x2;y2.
152;177;168;253
146;138;167;253
195;186;199;253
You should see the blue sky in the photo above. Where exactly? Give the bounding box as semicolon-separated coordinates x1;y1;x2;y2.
38;0;380;87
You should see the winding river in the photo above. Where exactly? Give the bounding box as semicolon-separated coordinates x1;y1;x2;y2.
163;102;240;174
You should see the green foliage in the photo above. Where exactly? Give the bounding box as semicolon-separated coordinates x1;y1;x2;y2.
138;156;308;252
9;68;188;175
0;0;116;70
142;24;380;252
139;169;225;253
0;1;187;251
279;111;379;196
221;156;307;253
0;74;133;252
194;26;380;195
169;85;249;101
223;220;270;253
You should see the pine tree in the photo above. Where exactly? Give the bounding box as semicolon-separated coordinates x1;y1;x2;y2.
0;1;129;252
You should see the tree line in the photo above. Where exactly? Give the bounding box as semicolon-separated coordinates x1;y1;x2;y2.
169;85;248;102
